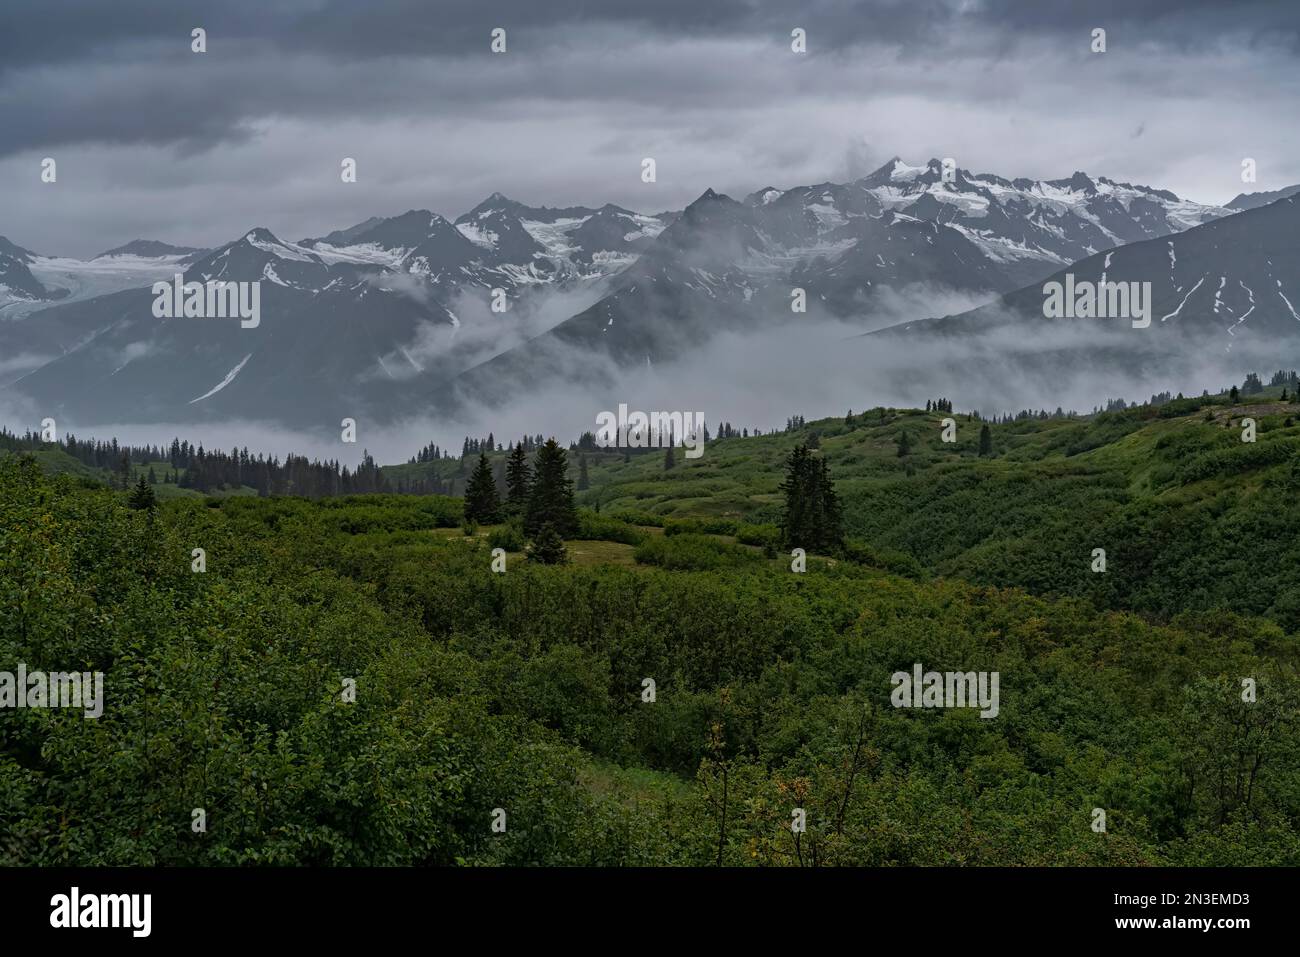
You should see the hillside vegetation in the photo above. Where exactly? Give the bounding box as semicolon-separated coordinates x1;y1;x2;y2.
385;388;1300;630
3;409;1298;863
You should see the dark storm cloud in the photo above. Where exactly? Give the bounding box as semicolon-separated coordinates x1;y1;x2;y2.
1;0;1296;157
1;0;1298;256
5;0;1297;66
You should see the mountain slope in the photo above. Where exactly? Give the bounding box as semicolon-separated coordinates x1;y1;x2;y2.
883;193;1300;353
446;160;1240;405
92;239;208;262
1227;184;1300;211
0;236;59;306
0;163;1263;427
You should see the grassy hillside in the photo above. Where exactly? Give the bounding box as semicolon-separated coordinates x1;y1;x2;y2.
387;388;1300;629
2;450;1297;866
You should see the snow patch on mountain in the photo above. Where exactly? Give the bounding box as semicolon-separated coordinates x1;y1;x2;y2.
189;354;253;403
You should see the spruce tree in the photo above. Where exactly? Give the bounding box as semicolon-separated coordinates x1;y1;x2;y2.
528;523;568;564
577;454;590;490
127;475;156;511
778;444;813;549
664;444;676;470
505;443;532;515
464;453;501;524
896;431;912;457
778;444;843;551
525;439;577;537
978;423;993;457
815;455;844;549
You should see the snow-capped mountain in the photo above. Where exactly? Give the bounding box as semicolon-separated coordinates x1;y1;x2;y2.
879;193;1300;360
2;225;454;423
0;237;57;307
446;159;1243;399
843;158;1230;287
0;197;672;425
0;162;1287;429
1;237;212;322
298;197;668;290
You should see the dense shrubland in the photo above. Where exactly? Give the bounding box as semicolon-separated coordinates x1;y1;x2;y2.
555;390;1300;631
3;436;1297;865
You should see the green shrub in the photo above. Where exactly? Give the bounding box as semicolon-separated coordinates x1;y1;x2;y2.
488;520;526;551
840;538;925;578
577;511;648;545
735;523;781;548
633;533;761;570
664;517;738;537
604;508;663;527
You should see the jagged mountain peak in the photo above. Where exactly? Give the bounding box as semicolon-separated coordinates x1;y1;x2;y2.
685;187;737;209
0;235;39;263
0;159;1266;430
461;192;525;219
856;156;939;188
242;226;282;244
1046;171;1097;194
744;186;784;206
92;239;206;260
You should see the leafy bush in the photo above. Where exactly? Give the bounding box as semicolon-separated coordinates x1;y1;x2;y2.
664;517;738;536
577;511;648;545
839;538;925;578
633;533;761;570
1176;438;1300;485
605;509;663;527
488;519;526;551
735;522;780;549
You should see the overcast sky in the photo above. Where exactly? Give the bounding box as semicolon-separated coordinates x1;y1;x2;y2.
2;0;1298;258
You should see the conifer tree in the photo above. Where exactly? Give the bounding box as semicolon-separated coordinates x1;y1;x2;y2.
664;444;676;470
779;444;814;549
505;443;532;515
525;439;577;537
778;443;842;551
577;454;590;490
464;453;501;524
127;475;156;511
815;455;843;549
528;523;568;564
978;423;993;457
